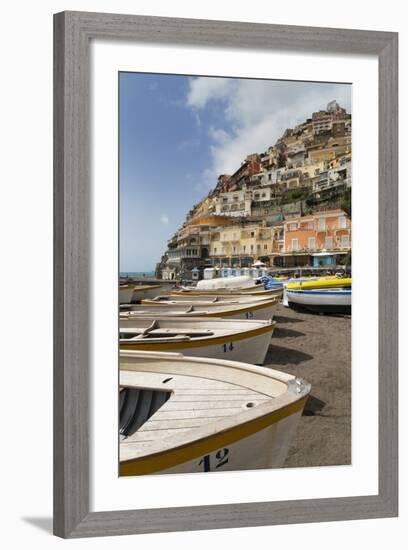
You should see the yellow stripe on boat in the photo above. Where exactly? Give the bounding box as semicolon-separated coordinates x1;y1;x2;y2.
286;278;351;290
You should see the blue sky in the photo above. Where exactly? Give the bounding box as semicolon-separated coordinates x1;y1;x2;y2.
119;73;351;272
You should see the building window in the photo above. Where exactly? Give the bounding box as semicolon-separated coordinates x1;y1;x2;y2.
233;232;237;240
250;244;254;252
261;193;266;198
338;216;346;229
291;238;299;251
325;236;333;249
268;174;272;180
243;245;246;253
257;244;261;250
288;223;297;231
264;244;268;250
308;237;316;250
318;218;326;230
214;247;217;254
341;234;350;248
250;231;255;237
233;246;236;253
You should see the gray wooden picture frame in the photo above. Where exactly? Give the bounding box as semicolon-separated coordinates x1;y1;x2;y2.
53;11;398;538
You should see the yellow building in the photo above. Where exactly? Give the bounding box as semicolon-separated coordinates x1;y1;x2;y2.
209;221;275;266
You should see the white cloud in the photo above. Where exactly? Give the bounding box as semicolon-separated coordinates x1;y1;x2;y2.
187;77;234;109
160;215;169;224
186;77;352;179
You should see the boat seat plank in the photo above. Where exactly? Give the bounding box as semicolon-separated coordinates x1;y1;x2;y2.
160;398;269;411
137;418;206;431
122;427;193;444
120;372;253;391
171;393;267;402
148;328;214;335
175;388;262;396
149;407;247;420
120;335;192;343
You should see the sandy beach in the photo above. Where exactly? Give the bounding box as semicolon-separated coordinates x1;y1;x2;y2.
264;304;351;468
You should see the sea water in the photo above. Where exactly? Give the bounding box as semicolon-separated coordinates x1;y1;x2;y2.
120;271;155;278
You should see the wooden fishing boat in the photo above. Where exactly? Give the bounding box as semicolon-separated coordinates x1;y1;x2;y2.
120;298;278;321
286;288;351;313
141;294;270;305
172;286;283;298
119;285;135;305
119;350;311;476
131;284;164;303
119;317;276;364
285;277;352;290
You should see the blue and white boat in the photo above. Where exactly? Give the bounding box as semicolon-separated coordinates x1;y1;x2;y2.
257;274;285;291
285;288;351;314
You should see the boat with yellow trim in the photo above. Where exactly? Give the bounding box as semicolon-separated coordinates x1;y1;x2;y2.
120;284;165;304
119;350;311;476
131;284;164;303
172;286;283;298
120;298;278;321
120;317;276;364
285;277;351;290
141;294;270;305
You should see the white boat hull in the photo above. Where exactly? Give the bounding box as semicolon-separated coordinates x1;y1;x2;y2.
152;411;302;474
122;300;278;321
131;285;164;302
286;289;351;313
121;329;274;365
176;287;283;298
119;287;135;304
225;302;276;321
164;328;273;364
196;275;256;290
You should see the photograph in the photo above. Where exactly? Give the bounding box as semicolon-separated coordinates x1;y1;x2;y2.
118;73;352;476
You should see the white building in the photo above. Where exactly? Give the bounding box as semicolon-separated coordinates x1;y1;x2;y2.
214;189;252;217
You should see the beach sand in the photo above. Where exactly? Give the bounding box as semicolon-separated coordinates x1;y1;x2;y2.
265;303;351;468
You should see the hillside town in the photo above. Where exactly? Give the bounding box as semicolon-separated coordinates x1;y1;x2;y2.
156;100;352;281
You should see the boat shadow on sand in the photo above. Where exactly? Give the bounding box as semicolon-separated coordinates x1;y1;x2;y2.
274;315;304;324
302;395;326;416
264;344;313;366
273;327;305;338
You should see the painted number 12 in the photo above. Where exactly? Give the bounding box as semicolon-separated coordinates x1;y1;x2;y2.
198;448;229;472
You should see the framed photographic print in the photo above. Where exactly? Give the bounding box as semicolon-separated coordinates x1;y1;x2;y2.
53;11;398;538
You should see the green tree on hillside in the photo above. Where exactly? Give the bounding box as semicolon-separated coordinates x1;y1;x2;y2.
341;187;351;218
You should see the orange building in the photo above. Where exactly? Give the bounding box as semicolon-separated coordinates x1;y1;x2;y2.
281;209;351;268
